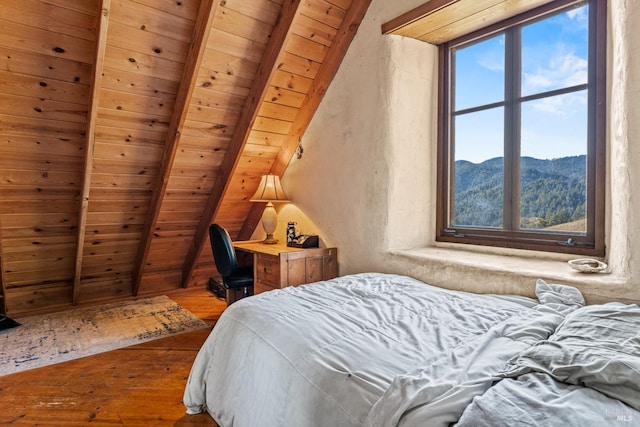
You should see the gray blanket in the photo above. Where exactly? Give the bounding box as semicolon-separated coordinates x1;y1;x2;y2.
456;373;640;426
456;300;640;427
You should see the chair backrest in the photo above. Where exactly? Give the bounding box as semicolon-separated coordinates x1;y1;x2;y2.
209;224;237;278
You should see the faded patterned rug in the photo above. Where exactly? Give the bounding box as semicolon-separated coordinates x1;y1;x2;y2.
0;295;208;377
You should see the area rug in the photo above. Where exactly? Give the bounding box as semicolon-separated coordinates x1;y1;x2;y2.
0;295;209;377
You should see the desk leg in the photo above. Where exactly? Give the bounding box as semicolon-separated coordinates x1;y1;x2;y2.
226;288;245;306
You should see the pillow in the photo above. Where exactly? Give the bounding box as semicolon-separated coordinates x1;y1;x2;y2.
535;278;585;307
501;302;640;410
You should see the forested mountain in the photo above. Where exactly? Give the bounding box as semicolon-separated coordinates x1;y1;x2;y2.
454;155;587;229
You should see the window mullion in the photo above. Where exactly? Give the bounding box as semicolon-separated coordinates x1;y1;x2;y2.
503;27;522;231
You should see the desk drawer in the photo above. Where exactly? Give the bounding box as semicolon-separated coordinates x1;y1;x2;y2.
255;254;280;286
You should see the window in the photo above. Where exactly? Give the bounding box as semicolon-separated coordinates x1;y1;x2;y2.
437;0;606;256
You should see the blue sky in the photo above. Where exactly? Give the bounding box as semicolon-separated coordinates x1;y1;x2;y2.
453;4;589;163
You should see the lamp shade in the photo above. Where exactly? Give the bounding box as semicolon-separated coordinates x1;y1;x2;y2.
250;174;290;202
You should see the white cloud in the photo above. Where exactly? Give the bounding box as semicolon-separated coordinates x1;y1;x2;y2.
559;54;588;85
474;34;505;72
566;7;588;24
522;50;588;94
478;56;504;72
527;91;587;117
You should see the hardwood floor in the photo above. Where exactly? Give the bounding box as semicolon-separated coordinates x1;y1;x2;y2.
0;287;226;426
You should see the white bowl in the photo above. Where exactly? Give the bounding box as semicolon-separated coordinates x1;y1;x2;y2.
568;258;608;273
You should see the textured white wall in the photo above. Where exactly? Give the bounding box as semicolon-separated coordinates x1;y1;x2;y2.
276;0;640;303
607;0;640;283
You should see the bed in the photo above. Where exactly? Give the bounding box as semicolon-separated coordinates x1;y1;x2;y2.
183;273;640;426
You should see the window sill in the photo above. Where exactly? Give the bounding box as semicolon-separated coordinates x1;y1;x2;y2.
387;245;627;304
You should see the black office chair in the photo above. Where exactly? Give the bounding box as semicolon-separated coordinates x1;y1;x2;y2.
209;224;253;303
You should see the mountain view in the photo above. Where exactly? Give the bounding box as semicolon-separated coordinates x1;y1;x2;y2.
454;155;587;230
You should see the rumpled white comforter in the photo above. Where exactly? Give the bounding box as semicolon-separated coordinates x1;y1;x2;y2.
183;273;583;427
455;373;640;426
456;302;640;426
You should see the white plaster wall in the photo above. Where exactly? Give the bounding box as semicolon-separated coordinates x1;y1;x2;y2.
608;0;640;283
276;0;640;304
280;0;435;271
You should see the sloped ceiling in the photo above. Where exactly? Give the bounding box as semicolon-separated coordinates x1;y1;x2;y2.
0;0;371;316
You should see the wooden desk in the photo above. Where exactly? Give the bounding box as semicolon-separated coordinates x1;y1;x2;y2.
233;241;338;297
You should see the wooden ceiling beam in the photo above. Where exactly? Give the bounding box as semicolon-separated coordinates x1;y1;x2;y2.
180;0;305;287
381;0;457;35
238;0;374;241
131;0;219;295
381;0;556;45
72;0;111;305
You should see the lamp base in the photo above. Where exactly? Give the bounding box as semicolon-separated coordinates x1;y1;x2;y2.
260;202;279;244
262;234;278;244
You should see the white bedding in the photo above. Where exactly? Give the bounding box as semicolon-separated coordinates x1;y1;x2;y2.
183;273;580;427
455;373;640;426
454;301;640;427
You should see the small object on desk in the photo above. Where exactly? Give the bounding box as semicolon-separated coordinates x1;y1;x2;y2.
292;234;319;248
286;222;297;247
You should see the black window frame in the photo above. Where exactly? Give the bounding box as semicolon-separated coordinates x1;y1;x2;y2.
436;0;606;256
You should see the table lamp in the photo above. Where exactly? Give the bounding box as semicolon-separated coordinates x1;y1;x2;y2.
250;174;290;244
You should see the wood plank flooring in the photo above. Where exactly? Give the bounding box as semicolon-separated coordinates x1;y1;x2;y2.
0;287;226;426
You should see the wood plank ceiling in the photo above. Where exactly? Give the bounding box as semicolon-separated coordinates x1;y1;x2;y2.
0;0;371;316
